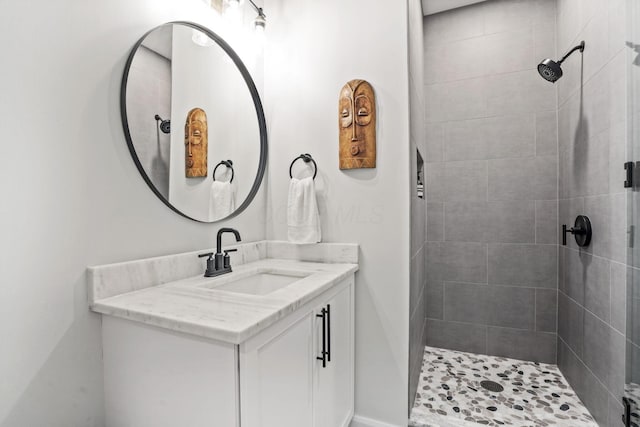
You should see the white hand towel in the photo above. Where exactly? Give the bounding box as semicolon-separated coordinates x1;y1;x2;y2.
209;181;236;221
287;177;321;244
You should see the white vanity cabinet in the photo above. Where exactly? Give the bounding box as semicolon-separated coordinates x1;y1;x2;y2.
239;276;354;427
100;274;354;427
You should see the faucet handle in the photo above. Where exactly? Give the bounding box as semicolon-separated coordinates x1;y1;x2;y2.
198;252;216;277
198;252;214;259
223;249;237;269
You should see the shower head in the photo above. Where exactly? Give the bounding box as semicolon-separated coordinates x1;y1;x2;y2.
537;41;585;83
154;114;171;134
538;58;563;82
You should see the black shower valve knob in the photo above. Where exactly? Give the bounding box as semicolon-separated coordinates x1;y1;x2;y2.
562;215;592;247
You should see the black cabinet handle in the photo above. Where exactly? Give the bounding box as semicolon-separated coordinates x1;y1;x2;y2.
326;304;331;363
316;308;327;368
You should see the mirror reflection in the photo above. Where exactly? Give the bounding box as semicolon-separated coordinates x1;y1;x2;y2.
122;22;265;222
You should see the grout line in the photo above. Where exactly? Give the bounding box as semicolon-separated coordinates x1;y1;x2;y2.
609;263;613;333
534;200;538;244
485;243;489;284
558;288;617;331
534;288;537;332
432;317;555;335
557;335;615;398
485;321;488;354
443;280;556;291
442;282;446;321
410;286;426;320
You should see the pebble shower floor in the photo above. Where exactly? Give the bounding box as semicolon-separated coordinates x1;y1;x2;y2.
409;346;597;426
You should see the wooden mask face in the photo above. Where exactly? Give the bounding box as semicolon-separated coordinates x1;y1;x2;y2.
339;80;376;169
184;108;208;178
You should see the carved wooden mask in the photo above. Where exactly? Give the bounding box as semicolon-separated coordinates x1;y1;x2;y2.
339;80;376;169
184;107;208;178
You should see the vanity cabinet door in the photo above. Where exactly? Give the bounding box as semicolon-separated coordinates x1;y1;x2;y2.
240;312;315;427
314;281;354;427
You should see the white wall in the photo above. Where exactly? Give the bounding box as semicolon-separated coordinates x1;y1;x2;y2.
263;0;412;424
0;1;266;425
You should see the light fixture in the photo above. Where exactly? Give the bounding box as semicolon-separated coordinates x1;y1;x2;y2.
248;0;267;34
192;28;215;47
225;0;243;8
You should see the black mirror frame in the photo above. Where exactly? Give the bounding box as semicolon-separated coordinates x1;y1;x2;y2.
120;21;268;223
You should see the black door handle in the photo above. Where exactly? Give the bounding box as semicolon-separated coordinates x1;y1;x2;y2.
326;304;331;363
316;308;327;368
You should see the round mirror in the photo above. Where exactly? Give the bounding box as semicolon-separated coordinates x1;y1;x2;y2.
121;21;267;222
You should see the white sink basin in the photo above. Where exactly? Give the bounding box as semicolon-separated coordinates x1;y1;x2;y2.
197;269;310;296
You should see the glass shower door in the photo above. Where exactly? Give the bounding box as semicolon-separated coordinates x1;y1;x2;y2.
626;1;640;426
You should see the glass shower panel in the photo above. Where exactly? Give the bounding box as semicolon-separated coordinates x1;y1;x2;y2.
626;0;640;425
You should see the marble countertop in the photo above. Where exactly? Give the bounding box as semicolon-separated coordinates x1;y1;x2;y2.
90;257;358;344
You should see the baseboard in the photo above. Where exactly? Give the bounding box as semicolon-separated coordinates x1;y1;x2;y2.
350;414;402;427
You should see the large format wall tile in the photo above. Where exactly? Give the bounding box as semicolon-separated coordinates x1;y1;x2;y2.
535;111;559;156
423;0;559;364
610;262;627;333
535;289;558;332
555;28;631;419
443;282;535;330
535;200;558;244
426;280;444;320
443;160;488;202
488;244;557;288
486;201;536;243
444;114;535;162
426;319;487;354
487;327;556;363
563;248;611;320
558;291;584;358
488;156;557;201
427;242;487;284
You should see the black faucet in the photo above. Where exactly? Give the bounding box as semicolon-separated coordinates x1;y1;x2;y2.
198;228;242;277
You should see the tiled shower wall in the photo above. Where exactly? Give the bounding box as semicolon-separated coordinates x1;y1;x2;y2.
127;46;172;198
555;0;628;425
408;0;427;408
423;0;559;363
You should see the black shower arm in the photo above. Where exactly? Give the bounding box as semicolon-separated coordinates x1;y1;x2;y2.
558;41;585;65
